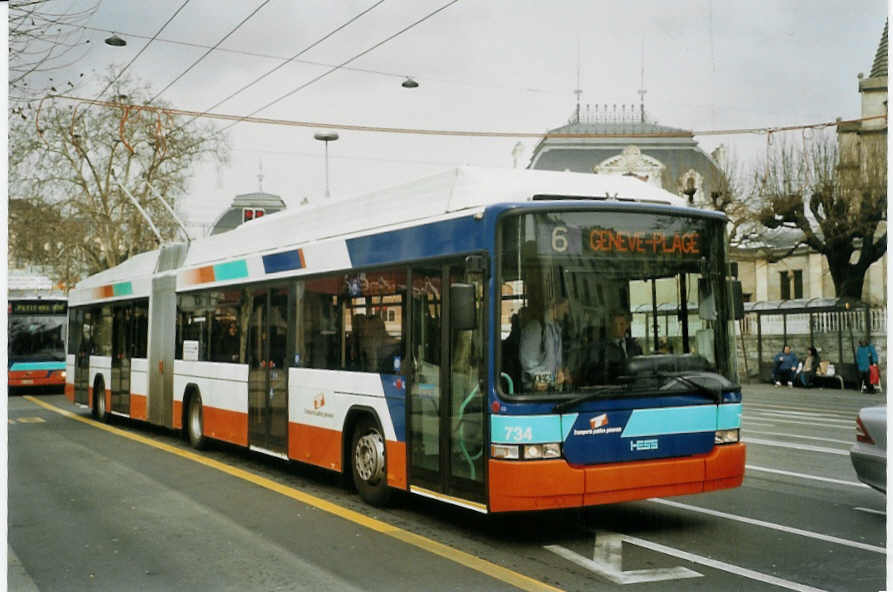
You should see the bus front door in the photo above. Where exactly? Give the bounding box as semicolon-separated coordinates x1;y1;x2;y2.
110;305;131;415
407;264;486;509
247;287;289;456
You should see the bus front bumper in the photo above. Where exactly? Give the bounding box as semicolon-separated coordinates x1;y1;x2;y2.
9;371;66;388
488;443;745;512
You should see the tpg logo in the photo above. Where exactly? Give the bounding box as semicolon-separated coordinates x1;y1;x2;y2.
630;438;659;451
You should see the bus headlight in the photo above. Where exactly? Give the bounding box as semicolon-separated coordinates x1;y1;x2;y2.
491;444;519;459
491;443;562;460
715;429;740;444
60;371;67;379
523;443;561;459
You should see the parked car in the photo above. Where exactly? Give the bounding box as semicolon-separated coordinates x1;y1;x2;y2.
850;405;886;493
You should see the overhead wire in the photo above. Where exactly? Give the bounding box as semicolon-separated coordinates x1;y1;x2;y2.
92;0;191;103
75;22;568;96
217;0;461;132
147;0;272;104
175;0;386;130
49;93;887;140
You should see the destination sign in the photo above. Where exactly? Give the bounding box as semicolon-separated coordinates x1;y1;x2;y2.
537;223;702;258
10;301;67;315
588;229;700;255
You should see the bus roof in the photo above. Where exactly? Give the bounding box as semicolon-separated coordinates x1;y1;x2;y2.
72;167;702;301
182;166;690;269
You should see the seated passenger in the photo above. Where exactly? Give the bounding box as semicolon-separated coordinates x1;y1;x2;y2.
586;311;642;383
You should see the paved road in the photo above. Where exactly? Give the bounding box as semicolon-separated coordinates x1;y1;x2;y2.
8;385;887;591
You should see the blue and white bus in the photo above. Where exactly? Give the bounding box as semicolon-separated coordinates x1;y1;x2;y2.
66;167;745;512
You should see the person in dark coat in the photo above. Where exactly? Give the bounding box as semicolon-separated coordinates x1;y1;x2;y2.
772;344;798;387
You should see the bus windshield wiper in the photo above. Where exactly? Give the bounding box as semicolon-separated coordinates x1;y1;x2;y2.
656;372;733;403
552;385;631;413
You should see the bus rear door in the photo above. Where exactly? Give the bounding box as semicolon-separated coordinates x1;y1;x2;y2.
247;286;289;456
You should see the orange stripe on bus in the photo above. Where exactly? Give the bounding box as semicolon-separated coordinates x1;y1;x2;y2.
172;400;183;429
203;406;248;446
130;394;148;421
386;441;407;489
65;383;75;402
87;387;93;408
289;422;341;471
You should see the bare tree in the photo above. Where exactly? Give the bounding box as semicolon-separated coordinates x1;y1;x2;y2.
752;132;886;298
9;70;230;279
9;0;99;115
706;145;757;244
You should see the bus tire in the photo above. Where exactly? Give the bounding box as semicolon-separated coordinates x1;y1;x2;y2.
186;395;207;450
93;380;108;423
351;416;391;506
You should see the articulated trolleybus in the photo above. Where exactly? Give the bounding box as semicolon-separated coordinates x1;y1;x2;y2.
9;293;68;391
66;167;745;513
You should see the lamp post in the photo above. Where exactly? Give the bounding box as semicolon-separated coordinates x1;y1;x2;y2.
313;132;339;197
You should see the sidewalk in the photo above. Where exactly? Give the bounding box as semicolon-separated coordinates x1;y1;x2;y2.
740;379;887;403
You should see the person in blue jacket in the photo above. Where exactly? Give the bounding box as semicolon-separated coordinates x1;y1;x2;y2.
772;344;798;387
856;339;880;393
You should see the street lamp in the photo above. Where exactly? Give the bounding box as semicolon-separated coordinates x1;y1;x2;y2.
104;34;127;47
401;77;419;89
313;132;339;198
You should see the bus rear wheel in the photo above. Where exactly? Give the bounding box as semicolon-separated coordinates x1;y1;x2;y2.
94;384;108;422
187;395;207;450
351;417;391;506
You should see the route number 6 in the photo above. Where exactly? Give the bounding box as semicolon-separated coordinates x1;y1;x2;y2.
552;226;569;252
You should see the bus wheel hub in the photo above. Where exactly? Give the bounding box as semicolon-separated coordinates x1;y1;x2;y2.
355;431;385;483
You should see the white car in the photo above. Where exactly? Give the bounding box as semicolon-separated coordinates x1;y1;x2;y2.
850;405;886;493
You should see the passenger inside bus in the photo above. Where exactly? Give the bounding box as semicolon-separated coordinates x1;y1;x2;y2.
518;273;570;392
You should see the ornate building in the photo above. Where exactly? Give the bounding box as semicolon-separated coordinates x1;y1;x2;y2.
527;102;724;207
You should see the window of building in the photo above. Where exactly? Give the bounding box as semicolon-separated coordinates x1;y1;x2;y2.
779;271;791;300
793;269;803;299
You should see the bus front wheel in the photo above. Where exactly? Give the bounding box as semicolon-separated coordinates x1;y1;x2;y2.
351;417;391;506
187;395;207;450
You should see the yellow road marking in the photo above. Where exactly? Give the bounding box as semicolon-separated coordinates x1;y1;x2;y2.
23;396;562;592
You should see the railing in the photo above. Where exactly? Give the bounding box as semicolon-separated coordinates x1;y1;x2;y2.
736;307;886;336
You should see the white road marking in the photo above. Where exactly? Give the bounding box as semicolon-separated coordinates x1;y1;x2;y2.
746;411;851;427
544;532;701;585
747;402;860;417
741;416;851;430
743;437;850;456
750;408;850;420
648;498;886;554
745;430;854;445
745;465;868;488
853;507;886;516
741;420;776;427
622;534;829;592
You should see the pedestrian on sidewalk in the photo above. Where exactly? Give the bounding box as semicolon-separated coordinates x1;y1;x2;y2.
856;340;880;394
772;344;798;387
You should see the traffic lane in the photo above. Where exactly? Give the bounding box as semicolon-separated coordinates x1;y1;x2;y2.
9;397;528;592
578;494;886;592
16;395;884;592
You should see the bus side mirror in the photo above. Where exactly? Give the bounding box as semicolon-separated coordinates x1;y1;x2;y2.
729;280;744;320
450;283;476;331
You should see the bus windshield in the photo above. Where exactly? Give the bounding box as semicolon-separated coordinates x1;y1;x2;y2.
9;300;68;363
498;210;734;399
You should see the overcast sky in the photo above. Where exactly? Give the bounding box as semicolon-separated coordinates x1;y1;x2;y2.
15;0;890;228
